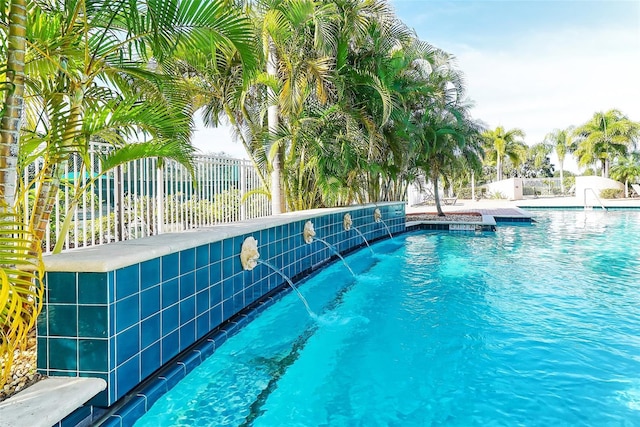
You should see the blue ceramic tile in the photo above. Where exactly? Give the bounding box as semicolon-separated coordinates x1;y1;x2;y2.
209;283;222;307
196;245;209;269
47;272;77;303
159;363;184;389
116;324;139;365
78;272;108;304
59;404;91;427
141;342;161;379
36;337;48;371
180;350;201;372
101;416;121;427
209;262;221;285
196;290;208;316
198;339;214;359
209;330;227;350
140;258;161;290
161;253;179;281
232;273;243;294
37;305;48;336
161;278;179;308
196;313;208;339
233;292;244;312
140;286;160;320
161;304;179;335
179;320;195;351
48;338;78;371
115;264;139;300
78;339;108;372
222;299;234;321
116;355;140;398
209;241;222;263
179;296;195;325
141;314;160;348
115;294;139;333
195;267;208;292
48;304;78;337
117;395;146;427
179;248;195;274
78;305;108;337
209;304;223;329
222;278;233;300
161;331;179;364
222;238;235;259
222;259;233;281
109;370;117;404
138;377;167;410
179;272;195;300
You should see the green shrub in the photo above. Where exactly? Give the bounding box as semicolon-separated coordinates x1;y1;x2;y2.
488;191;506;199
600;188;623;199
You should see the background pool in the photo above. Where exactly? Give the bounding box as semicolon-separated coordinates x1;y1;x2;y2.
136;210;640;426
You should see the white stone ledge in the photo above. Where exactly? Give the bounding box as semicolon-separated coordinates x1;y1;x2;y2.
44;203;404;273
0;377;106;427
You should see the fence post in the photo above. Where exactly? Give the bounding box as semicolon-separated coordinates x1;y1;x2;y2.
156;164;164;234
240;161;247;221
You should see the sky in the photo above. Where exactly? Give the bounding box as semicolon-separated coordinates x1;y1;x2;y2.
192;0;640;172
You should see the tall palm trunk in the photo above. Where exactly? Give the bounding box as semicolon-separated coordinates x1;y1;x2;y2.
496;155;502;181
432;172;444;216
0;0;27;208
267;39;285;214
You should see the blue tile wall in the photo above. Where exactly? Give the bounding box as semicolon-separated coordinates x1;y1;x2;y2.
38;204;405;410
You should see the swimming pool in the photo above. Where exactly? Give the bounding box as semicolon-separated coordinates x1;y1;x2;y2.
135;210;640;426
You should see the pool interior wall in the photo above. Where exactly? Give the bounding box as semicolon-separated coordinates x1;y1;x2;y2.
36;203;405;427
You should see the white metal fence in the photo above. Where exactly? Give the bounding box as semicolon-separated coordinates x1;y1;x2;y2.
24;144;271;254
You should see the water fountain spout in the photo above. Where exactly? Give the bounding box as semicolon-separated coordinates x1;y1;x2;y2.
303;220;316;244
240;236;260;271
373;208;393;240
240;237;316;318
303;220;355;276
344;213;373;254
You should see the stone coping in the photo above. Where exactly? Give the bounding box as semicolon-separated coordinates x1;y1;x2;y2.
44;203;403;273
0;377;106;427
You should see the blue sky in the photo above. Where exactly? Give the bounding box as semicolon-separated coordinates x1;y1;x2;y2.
389;0;640;170
194;0;640;171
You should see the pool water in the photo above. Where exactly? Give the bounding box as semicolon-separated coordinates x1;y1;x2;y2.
135;210;640;426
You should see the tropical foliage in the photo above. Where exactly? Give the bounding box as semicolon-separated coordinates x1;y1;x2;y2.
0;0;254;390
482;126;527;181
573;110;639;178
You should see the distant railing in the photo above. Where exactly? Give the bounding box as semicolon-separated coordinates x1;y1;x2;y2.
521;178;565;197
23;143;271;254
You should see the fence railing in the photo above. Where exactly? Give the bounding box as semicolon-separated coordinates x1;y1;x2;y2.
24;144;271;254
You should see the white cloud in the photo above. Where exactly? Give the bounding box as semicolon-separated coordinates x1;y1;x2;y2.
455;26;640;144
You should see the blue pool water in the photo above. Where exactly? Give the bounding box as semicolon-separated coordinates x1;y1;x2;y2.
135;210;640;426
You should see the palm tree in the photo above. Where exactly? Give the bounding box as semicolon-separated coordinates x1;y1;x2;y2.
573;109;639;178
482;126;526;181
15;0;255;250
544;127;574;193
0;0;255;389
610;154;640;198
0;0;27;207
251;0;337;213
